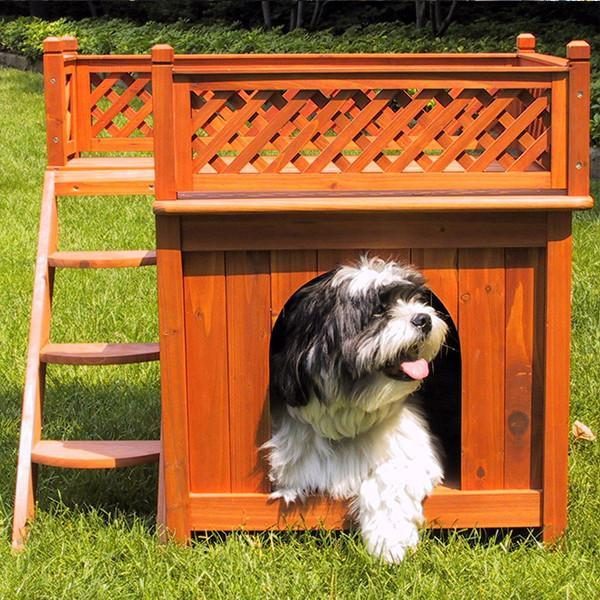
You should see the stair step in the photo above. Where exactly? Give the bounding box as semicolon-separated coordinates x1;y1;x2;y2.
41;342;160;365
31;440;160;468
48;250;156;268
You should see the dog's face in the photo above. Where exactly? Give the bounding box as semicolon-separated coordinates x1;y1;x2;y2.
270;256;448;421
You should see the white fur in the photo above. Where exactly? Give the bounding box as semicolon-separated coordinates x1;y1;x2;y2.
265;257;446;563
332;256;417;296
264;399;442;562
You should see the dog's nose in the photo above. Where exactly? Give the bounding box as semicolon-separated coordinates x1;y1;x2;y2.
411;313;432;334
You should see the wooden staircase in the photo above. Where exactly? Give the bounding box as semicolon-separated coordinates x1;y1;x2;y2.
11;170;161;549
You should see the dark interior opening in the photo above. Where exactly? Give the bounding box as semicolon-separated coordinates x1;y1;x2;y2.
419;289;462;487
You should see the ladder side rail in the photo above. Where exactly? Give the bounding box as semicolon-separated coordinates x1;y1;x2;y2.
12;171;58;549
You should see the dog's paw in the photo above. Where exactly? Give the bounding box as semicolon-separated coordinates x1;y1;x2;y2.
269;488;300;504
362;519;420;564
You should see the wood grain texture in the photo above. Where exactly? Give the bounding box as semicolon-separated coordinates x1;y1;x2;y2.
184;252;231;492
542;212;572;542
531;248;546;489
44;46;69;166
459;248;505;490
31;440;160;469
504;248;537;488
185;488;542;531
180;213;548;252
411;248;459;325
225;251;271;492
566;42;591;196
40;342;159;365
55;168;154;196
48;250;156;269
151;45;176;201
270;251;317;325
155;216;191;541
188;172;552;193
12;172;57;549
550;76;568;188
159;195;593;214
317;249;366;272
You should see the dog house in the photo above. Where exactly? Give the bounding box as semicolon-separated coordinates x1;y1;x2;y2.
149;36;592;543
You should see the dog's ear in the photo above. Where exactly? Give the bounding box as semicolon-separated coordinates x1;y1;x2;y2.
270;272;335;408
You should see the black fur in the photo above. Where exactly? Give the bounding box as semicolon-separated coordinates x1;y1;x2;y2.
269;265;429;410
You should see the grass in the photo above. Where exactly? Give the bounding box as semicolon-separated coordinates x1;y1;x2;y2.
1;65;599;598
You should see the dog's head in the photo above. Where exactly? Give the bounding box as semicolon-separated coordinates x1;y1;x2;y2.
270;256;448;417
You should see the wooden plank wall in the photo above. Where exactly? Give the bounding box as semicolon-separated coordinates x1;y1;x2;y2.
184;247;543;495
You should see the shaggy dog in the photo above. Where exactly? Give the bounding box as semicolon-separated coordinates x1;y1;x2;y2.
264;256;448;563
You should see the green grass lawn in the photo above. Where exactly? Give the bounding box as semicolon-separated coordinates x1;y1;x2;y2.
0;66;599;599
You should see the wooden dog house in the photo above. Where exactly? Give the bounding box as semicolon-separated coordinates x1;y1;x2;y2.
151;36;592;543
12;34;592;549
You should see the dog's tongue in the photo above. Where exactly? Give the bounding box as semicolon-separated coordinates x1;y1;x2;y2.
400;358;429;380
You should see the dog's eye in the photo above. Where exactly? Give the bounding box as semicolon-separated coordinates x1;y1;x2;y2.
373;303;386;318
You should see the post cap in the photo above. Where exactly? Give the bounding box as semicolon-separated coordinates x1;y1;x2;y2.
43;36;78;54
151;44;175;64
567;40;591;61
516;33;536;52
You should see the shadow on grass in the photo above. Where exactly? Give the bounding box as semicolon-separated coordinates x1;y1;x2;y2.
190;524;543;555
1;374;160;532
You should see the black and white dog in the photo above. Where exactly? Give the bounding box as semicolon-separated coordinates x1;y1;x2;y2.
264;256;448;563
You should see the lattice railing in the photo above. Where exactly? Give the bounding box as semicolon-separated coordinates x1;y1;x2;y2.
89;71;153;141
188;86;551;175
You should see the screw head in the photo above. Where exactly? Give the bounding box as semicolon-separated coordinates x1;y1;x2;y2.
576;161;583;170
52;136;59;143
577;91;584;99
50;77;56;84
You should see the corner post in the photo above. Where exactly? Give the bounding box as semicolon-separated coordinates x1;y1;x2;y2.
43;36;78;167
566;41;591;197
151;45;177;201
151;44;191;542
516;33;536;54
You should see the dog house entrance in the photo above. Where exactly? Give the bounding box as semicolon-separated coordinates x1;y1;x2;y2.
268;260;462;489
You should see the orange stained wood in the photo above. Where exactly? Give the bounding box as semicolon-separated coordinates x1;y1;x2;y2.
155;216;190;539
530;250;546;490
177;212;550;253
411;248;459;325
32;440;160;469
459;248;506;490
165;193;592;213
48;250;156;269
40;342;159;365
504;248;537;488
270;250;318;325
44;39;74;166
225;252;272;492
542;212;572;542
185;487;542;531
12;171;57;549
550;76;568;189
151;45;177;201
184;252;231;492
29;35;591;545
317;249;366;273
567;41;591;196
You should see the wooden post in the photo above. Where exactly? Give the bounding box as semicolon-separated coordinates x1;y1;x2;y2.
152;44;190;540
566;41;591;197
151;45;176;201
516;33;536;54
540;39;589;543
542;212;572;544
43;36;78;167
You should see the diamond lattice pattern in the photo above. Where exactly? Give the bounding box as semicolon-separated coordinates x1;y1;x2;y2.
189;87;550;175
90;72;153;139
